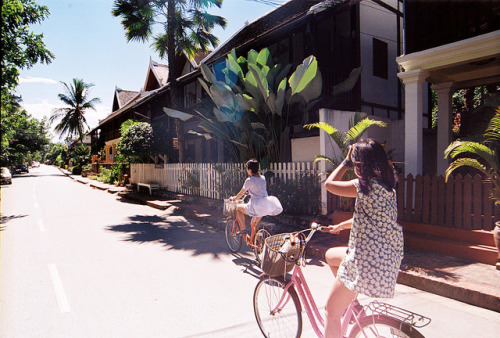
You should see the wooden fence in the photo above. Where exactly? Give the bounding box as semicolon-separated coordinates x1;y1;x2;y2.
328;173;499;230
396;173;498;231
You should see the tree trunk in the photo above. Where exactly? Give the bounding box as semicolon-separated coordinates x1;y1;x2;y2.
167;0;184;163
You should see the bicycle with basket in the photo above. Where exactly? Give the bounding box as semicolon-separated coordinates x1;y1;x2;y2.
223;197;273;263
253;223;431;338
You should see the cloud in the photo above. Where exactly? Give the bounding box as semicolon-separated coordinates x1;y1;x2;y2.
19;76;58;84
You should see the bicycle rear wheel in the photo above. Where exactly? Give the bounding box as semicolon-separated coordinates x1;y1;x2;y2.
224;218;242;253
348;314;425;338
253;226;272;264
253;277;302;338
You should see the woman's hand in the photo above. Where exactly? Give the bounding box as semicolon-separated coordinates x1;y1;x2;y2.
325;223;344;234
341;145;354;168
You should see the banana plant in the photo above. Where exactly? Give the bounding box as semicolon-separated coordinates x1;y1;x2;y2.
164;47;323;165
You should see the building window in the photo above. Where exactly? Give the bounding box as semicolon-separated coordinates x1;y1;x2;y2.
373;38;388;79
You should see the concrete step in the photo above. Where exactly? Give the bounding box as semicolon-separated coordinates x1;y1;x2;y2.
402;221;498;265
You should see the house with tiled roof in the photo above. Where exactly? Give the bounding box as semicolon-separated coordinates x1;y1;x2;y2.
91;0;407;165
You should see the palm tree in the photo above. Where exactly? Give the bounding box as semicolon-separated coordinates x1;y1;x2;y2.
112;0;227;162
50;78;100;142
304;113;387;211
445;107;500;204
304;112;387;169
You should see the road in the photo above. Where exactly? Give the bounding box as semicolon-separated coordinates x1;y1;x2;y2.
1;165;499;337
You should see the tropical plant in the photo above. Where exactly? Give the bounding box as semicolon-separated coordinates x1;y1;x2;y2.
68;144;91;174
49;78;101;142
304;112;387;168
112;0;227;163
164;47;323;166
304;112;387;211
445;107;500;205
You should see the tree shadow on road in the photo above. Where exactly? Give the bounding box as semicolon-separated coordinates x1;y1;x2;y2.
105;214;232;259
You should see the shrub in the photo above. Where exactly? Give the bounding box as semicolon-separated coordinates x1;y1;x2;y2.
71;165;82;175
214;165;247;199
268;172;322;216
99;168;116;184
179;168;200;194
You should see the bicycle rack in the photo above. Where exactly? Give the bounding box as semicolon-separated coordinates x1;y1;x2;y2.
366;300;432;328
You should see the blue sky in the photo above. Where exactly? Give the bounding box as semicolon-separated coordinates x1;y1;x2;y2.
16;0;283;140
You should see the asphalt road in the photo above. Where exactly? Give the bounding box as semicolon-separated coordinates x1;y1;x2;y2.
1;165;499;337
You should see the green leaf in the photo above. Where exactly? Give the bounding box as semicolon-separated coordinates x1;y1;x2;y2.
289;55;321;100
199;63;217;84
256;48;272;68
188;130;212;140
332;66;363;96
162;107;193;121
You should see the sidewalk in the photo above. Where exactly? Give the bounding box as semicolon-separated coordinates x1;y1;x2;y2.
60;169;500;312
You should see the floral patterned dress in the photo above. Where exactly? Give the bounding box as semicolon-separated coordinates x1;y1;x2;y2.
337;179;404;298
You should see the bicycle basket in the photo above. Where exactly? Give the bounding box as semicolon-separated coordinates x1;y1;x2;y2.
261;233;302;277
223;199;237;218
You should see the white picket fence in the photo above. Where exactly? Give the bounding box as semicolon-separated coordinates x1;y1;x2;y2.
130;162;319;200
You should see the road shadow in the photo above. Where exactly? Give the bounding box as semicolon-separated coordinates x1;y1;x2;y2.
231;253;263;279
105;214;230;259
0;214;28;231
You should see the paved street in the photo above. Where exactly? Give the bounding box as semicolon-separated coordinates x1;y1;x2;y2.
1;165;499;337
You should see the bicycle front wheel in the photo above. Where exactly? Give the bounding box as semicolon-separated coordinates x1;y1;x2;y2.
348;314;425;338
224;218;242;253
253;277;302;338
253;226;272;263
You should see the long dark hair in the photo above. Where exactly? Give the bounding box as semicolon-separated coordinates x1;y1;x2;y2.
351;139;397;194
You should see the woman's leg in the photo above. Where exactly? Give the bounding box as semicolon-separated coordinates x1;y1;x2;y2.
250;216;262;234
325;246;347;277
236;204;248;232
324;278;356;338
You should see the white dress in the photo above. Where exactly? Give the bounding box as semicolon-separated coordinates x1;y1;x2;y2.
243;175;283;217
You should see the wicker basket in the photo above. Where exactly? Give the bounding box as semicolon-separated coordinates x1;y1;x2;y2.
223;199;237;218
261;233;302;277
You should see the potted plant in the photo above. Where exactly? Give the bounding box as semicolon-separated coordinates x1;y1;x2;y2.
304;112;387;227
445;106;500;269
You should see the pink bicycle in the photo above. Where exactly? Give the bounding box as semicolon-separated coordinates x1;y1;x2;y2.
253;223;431;338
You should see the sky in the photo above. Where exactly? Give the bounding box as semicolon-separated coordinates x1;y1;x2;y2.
16;0;284;141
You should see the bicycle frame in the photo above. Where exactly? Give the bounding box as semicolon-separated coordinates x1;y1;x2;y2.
265;225;367;338
275;264;365;338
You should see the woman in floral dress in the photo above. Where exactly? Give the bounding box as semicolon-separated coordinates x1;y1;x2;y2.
323;139;403;338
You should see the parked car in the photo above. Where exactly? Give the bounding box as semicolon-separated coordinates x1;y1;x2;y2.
32;161;40;168
14;164;29;174
1;167;12;184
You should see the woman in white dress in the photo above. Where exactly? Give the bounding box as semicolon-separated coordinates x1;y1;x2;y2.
229;159;283;234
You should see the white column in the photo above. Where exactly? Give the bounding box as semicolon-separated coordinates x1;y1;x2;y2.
397;69;429;176
319;108;328;215
431;82;454;176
